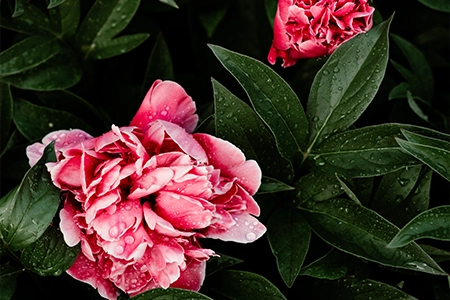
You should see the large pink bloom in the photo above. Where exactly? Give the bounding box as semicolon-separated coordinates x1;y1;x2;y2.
268;0;374;67
26;80;265;300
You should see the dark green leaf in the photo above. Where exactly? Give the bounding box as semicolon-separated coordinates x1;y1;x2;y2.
0;49;82;91
207;270;287;300
88;33;150;60
0;143;59;251
309;123;449;178
419;244;450;262
299;249;360;280
48;0;80;39
305;278;417;300
335;175;361;205
209;44;309;165
131;288;212;299
2;4;56;36
396;130;450;181
387;206;450;248
388;82;409;100
206;253;243;276
391;34;434;100
301;198;446;275
158;0;179;9
213;78;293;182
264;0;277;28
306;16;392;150
293;172;343;206
141;34;174;98
0;36;62;76
351;177;374;207
267;207;310;287
390;60;416;87
12;0;29;17
0;84;13;153
406;92;430;123
13;98;94;141
258;176;294;194
47;0;66;9
21;225;79;276
195;1;230;38
0;262;21;300
75;0;145;60
417;0;450;12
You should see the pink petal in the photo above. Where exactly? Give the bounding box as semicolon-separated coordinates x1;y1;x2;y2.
130;80;198;133
143;202;194;237
129;167;174;200
59;196;82;247
171;259;206;291
194;134;262;195
67;253;120;300
203;213;266;243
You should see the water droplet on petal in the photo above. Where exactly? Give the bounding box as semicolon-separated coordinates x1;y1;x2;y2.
246;232;256;241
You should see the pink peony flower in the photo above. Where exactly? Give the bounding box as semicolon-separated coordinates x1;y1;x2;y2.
268;0;375;67
26;80;265;300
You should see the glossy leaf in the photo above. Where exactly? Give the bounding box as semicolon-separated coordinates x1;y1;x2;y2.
131;288;212;299
419;244;450;263
0;143;59;251
335;175;361;205
267;207;310;287
0;84;13;153
205;253;243;276
21;225;79;276
0;50;82;91
12;0;29;17
13;98;94;141
309;123;450;178
417;0;450;12
0;36;63;76
75;0;147;60
258;176;295;194
293;172;343;206
207;270;287;300
213;78;294;182
305;278;417;300
0;262;21;299
209;44;309;165
396;130;450;181
407;92;430;123
387;206;450;248
47;0;65;9
391;34;434;100
141;33;174;98
158;0;179;9
2;3;56;36
301;198;446;275
48;0;80;39
306;16;392;151
299;249;360;280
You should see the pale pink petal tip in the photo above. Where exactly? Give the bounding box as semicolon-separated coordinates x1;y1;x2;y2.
205;213;267;243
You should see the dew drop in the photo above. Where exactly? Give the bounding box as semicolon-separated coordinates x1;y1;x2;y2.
246;232;257;241
115;245;124;255
322;70;330;76
124;236;134;244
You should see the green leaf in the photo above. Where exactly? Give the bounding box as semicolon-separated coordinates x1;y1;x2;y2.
209;44;309;165
264;0;277;28
306;16;392;151
47;0;66;9
299;249;360;280
158;0;179;9
267;207;310;287
48;0;80;39
396;130;450;181
305;278;418;300
206;253;243;276
293;172;343;206
131;288;212;299
2;3;56;36
207;270;287;300
419;244;450;263
417;0;450;12
0;49;82;91
0;84;13;153
75;0;147;60
0;262;21;300
391;34;434;100
258;176;295;194
335;175;361;205
21;225;79;276
12;0;30;17
301;198;446;276
406;92;430;123
309;123;450;178
371;166;422;225
88;33;150;60
0;143;60;251
0;36;63;76
13;98;94;141
351;177;374;207
195;0;230;38
388;82;409;100
213;78;294;182
141;33;174;98
387;206;450;248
